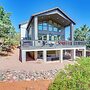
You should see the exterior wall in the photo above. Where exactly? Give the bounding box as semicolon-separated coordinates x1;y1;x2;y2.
20;23;28;39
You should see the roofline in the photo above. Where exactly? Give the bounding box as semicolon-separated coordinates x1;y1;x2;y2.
32;7;59;16
19;21;28;29
27;7;76;29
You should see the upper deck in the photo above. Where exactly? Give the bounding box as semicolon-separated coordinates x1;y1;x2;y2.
21;40;86;51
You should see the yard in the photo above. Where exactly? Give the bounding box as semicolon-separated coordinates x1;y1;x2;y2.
0;48;74;90
0;48;74;72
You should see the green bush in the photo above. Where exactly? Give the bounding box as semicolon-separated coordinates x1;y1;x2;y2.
49;57;90;90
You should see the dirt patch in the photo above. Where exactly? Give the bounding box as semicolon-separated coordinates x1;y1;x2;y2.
0;48;74;72
0;80;51;90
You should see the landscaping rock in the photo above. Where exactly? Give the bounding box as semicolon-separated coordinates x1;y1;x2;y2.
0;69;60;81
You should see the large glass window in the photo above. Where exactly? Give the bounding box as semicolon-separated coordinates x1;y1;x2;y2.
38;34;42;40
38;23;42;30
58;35;61;40
58;25;61;32
43;35;47;40
43;22;47;30
48;24;53;31
38;21;62;33
54;35;58;40
53;23;58;32
58;28;61;32
49;35;52;40
53;27;58;32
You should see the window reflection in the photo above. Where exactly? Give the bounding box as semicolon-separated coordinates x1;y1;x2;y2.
38;34;42;40
58;28;61;32
38;20;62;32
53;27;58;32
43;22;47;30
49;34;52;40
38;23;42;30
49;24;53;31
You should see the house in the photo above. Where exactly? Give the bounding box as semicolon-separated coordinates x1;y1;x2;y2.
19;7;86;62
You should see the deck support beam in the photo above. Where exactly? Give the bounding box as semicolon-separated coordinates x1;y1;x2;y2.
22;50;26;62
34;16;38;40
47;34;49;41
59;49;63;63
82;49;86;57
52;36;54;40
34;16;38;46
34;51;38;60
43;50;47;62
70;23;74;45
71;49;76;60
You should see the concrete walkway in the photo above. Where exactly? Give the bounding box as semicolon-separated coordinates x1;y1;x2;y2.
0;49;74;72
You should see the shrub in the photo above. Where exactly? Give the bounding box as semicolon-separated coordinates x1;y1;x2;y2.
49;57;90;90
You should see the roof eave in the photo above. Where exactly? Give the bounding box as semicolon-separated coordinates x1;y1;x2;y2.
27;7;76;29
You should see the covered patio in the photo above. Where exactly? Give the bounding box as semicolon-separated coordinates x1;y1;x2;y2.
21;46;86;63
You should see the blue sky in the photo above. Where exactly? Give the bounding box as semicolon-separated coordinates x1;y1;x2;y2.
0;0;90;39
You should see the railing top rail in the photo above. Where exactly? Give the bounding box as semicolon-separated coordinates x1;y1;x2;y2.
22;40;86;42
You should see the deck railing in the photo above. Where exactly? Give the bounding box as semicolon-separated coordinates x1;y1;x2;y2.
21;40;86;48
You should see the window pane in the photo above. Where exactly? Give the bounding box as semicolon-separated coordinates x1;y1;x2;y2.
43;35;47;40
38;34;42;40
38;25;42;30
49;35;52;40
43;26;47;30
58;28;61;32
49;24;53;31
38;23;42;30
43;22;47;30
53;27;58;32
54;35;57;40
58;35;61;40
43;22;47;26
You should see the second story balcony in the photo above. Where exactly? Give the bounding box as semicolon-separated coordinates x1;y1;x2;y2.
21;40;86;50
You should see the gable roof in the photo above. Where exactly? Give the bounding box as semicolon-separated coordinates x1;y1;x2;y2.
27;7;76;29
